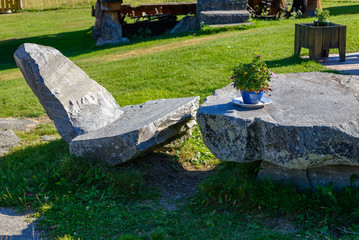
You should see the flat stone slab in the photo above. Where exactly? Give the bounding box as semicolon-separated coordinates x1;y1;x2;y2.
70;97;199;166
197;72;359;169
197;0;247;12
199;10;250;25
0;118;36;131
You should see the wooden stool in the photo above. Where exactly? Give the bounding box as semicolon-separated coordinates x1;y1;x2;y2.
294;23;346;62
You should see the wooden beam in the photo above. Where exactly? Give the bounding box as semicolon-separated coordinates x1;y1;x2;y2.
121;2;196;17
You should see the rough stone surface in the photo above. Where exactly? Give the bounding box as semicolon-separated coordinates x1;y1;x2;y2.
96;12;129;46
70;97;199;166
197;72;359;169
14;43;124;143
0;129;21;155
168;16;201;34
199;10;250;25
92;0;104;40
94;0;129;46
197;0;250;25
258;161;359;191
197;0;248;12
0;118;36;131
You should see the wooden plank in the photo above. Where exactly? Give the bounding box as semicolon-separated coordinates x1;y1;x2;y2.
303;24;309;48
15;0;20;10
330;27;339;48
339;25;346;62
0;0;3;12
322;26;331;50
6;0;10;11
313;27;323;61
294;24;301;56
308;27;314;60
10;0;14;11
121;2;196;17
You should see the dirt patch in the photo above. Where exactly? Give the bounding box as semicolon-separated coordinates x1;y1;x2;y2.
0;115;53;132
122;152;217;209
0;70;22;82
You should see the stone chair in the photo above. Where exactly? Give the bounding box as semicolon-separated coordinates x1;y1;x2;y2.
14;43;199;166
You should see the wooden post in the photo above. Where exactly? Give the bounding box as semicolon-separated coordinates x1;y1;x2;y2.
290;0;306;13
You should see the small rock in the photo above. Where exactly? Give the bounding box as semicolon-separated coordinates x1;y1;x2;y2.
168;16;200;34
0;129;21;154
40;136;60;142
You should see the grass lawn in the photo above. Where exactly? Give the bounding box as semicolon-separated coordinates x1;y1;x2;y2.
1;1;359;239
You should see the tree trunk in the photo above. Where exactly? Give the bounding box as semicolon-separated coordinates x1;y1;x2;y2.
269;0;287;15
306;0;321;17
290;0;306;14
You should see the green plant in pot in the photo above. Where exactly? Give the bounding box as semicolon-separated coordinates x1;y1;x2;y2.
231;55;273;104
314;8;330;26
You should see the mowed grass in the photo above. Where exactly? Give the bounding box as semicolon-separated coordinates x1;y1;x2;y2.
20;0;195;10
4;3;359;116
1;1;359;239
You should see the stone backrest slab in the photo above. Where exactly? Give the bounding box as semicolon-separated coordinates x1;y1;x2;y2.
14;43;124;143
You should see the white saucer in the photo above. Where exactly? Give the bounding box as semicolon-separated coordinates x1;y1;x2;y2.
232;97;272;108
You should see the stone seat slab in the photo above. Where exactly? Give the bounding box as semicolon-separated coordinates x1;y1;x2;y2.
199;10;250;25
70;96;199;166
14;43;200;166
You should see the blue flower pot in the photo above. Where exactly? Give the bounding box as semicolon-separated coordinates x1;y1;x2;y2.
240;90;264;104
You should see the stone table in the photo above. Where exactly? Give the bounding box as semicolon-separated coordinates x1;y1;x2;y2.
197;72;359;191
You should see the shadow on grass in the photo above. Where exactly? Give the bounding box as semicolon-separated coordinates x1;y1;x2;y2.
0;23;255;72
265;55;310;68
0;136;219;238
0;28;97;72
326;4;359;16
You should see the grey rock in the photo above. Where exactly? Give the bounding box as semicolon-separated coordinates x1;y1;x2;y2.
197;0;248;12
258;161;359;191
168;16;201;34
70;97;199;166
197;72;359;169
0;129;21;155
96;12;129;46
0;118;36;131
200;10;250;25
40;135;61;141
197;0;250;25
14;43;124;143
